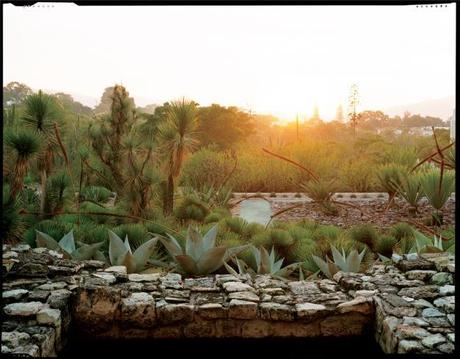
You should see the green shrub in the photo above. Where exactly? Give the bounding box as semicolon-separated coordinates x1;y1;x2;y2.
312;225;341;242
390;223;416;254
23;220;69;247
420;169;455;213
81;185;112;203
288;236;316;262
390;222;415;241
113;223;150;250
376;163;406;199
341;159;376;192
174;196;210;222
204;207;231;224
376;235;398;257
222;217;248;235
270;229;295;247
243;222;266;239
349;224;380;252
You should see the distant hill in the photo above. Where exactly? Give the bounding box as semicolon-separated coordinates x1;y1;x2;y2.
385;96;455;120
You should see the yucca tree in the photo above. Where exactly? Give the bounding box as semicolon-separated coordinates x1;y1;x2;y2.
159;99;199;214
5;130;41;199
2;184;24;243
21;90;60;215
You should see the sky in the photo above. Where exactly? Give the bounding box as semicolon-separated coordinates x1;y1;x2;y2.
3;3;456;121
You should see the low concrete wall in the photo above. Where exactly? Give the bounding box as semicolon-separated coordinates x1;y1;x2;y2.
1;245;455;356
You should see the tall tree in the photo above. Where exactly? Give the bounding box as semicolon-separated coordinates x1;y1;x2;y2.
88;85;155;216
94;86;115;114
159;99;199;214
3;82;33;106
197;104;254;149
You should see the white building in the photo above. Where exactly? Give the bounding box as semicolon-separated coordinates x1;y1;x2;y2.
450;109;455;140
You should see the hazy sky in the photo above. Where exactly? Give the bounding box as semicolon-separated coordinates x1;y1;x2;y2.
3;3;456;121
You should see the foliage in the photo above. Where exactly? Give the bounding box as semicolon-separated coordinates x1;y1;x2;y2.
36;230;105;260
412;230;455;254
81;186;112;203
108;230;159;273
4;129;42;198
312;245;366;279
419;169;455;211
376;164;406;199
349;224;380;252
174;195;210;222
158;98;199;214
2;184;24;242
393;173;422;213
375;235;398;257
224;246;300;278
159;225;247;276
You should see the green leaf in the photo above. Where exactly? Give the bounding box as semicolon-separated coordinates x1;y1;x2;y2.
120;251;137;273
224;261;239;276
312;255;334;279
202;224;218;252
197;246;227;275
273;258;284;273
346;250;360;272
224;244;250;261
93;250;107;263
160;235;183;257
58;230;76;255
251;245;261;268
35;230;60;251
124;235;132;254
175;255;199;275
378;253;391;263
259;246;271;274
109;230;129;265
275;262;299;278
186;226;203;262
133;237;159;272
331;245;347;271
72;241;104;261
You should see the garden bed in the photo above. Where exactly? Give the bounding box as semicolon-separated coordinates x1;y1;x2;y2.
231;193;455;230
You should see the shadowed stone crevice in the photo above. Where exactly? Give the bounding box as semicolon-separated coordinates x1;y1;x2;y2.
1;244;455;356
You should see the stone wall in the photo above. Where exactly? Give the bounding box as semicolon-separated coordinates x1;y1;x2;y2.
1;244;455;356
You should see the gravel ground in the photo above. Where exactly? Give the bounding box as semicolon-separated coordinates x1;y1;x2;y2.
230;193;455;230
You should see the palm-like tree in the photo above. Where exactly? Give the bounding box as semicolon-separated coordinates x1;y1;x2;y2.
21;90;60;215
5;130;41;199
159;99;199;214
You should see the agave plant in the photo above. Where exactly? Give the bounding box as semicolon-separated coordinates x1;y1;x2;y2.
108;230;159;273
412;230;455;254
311;245;366;279
159;224;247;276
36;230;105;261
224;246;300;279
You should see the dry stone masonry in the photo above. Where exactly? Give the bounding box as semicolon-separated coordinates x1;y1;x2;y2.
1;244;455;356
